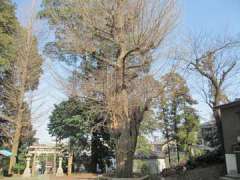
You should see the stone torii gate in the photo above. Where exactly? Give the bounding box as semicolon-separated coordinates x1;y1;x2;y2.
22;144;64;177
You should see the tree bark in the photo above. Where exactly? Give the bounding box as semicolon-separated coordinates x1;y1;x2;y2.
213;91;225;155
213;108;225;154
8;109;23;174
115;120;138;178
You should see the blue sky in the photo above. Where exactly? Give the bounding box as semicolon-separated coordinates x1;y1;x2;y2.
181;0;240;35
12;0;240;143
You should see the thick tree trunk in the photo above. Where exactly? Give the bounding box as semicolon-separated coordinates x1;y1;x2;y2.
115;122;138;178
7;51;27;174
213;92;225;155
8;82;25;174
8;111;23;174
213;108;225;154
114;118;138;177
112;86;146;177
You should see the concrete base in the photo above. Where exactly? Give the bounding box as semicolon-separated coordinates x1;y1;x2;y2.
22;168;31;177
225;154;238;175
56;167;64;176
220;174;240;180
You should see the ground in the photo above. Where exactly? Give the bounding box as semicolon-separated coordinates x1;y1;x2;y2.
1;174;97;180
1;165;224;180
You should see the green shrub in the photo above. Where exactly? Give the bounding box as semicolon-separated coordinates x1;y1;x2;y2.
13;163;25;174
186;150;224;169
0;157;10;176
141;163;150;175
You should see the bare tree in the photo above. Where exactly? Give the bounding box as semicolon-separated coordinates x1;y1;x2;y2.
186;35;240;152
40;0;178;177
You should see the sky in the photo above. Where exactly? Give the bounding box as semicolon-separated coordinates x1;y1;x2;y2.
12;0;240;144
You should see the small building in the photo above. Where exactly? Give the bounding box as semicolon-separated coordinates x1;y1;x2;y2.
199;121;218;146
197;121;219;152
216;100;240;177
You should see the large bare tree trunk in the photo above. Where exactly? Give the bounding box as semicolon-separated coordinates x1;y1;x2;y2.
115;120;138;178
113;87;147;177
213;92;225;155
213;108;225;154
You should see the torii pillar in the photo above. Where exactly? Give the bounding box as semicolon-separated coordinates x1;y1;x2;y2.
56;156;64;176
22;155;31;177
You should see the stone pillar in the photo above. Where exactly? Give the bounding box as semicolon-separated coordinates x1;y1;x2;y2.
56;156;64;176
35;159;40;176
67;152;73;176
53;153;56;174
22;155;31;177
44;156;48;175
31;153;37;176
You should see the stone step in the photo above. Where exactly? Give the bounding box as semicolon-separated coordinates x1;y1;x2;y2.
220;175;240;180
220;178;236;180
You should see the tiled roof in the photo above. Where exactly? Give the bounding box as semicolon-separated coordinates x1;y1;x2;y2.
215;99;240;109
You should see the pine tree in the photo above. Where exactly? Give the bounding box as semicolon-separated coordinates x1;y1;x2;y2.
158;72;199;165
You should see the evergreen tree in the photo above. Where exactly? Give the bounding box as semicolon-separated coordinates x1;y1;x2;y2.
178;107;200;160
158;72;199;165
0;0;18;69
0;0;18;147
48;98;114;173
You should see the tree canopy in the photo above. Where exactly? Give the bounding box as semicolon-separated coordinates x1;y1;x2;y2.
0;1;43;173
49;98;115;172
49;98;93;141
158;72;200;165
0;0;18;70
40;0;178;177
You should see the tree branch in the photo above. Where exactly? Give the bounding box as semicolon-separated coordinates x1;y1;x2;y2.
93;54;119;69
219;61;237;86
0;114;15;123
